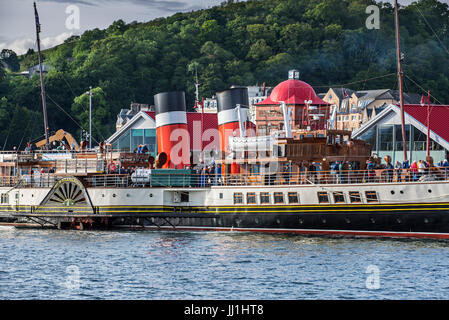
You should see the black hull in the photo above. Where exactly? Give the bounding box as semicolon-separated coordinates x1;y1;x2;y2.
3;203;449;239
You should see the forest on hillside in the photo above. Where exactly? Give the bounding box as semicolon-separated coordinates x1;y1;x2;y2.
0;0;448;149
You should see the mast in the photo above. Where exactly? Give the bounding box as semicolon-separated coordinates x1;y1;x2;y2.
34;2;50;149
394;0;407;162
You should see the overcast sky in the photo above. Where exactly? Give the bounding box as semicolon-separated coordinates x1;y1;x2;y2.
0;0;224;55
0;0;430;55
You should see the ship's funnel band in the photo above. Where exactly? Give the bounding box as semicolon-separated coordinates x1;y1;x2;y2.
218;107;248;126
155;111;187;128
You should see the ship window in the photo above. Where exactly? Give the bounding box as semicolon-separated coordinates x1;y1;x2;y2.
349;191;361;203
288;192;299;204
260;192;270;204
274;192;284;204
247;192;256;204
233;193;243;204
0;194;8;204
180;192;189;202
365;191;378;203
333;192;345;203
318;192;329;204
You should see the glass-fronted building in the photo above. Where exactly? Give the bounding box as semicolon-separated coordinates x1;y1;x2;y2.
353;104;449;164
107;111;158;157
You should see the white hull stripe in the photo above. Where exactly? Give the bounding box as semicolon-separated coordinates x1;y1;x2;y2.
155;111;187;128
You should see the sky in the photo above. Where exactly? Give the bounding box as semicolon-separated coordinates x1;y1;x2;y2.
0;0;224;55
0;0;431;55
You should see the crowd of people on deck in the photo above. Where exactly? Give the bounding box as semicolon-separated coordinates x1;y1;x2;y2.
326;156;449;184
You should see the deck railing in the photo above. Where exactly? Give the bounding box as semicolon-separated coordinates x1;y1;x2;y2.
0;168;448;188
82;167;449;188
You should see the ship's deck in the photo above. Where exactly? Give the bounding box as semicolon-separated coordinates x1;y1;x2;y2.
0;168;447;189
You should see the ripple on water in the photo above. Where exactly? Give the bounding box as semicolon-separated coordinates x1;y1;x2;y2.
1;229;449;299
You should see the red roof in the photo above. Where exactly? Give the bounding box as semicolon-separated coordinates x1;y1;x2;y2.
144;111;218;150
256;79;328;105
402;104;449;144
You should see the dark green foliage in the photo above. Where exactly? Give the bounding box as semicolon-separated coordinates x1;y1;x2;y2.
0;0;448;149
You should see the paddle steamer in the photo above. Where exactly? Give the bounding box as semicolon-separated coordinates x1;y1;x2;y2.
1;1;448;240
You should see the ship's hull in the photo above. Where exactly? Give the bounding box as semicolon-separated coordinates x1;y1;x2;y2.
3;202;449;240
2;177;449;239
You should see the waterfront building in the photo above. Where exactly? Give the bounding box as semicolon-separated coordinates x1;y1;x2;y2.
254;70;329;135
352;104;449;164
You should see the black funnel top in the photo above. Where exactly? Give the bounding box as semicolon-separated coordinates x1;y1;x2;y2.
216;88;249;112
154;91;186;115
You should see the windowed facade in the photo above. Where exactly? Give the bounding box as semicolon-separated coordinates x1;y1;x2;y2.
112;128;157;156
358;122;447;164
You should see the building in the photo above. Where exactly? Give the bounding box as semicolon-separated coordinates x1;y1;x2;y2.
352;104;449;164
116;103;152;131
198;84;271;122
321;88;421;131
255;70;329;135
106;110;219;164
24;63;52;79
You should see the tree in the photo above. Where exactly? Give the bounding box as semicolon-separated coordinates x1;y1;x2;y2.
71;87;111;143
0;49;20;72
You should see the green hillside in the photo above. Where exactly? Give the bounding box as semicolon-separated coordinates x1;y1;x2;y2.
0;0;448;149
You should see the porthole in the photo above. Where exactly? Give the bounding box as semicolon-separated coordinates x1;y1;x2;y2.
126;194;130;197
396;218;402;223
149;193;153;197
276;218;281;224
428;189;432;193
298;218;304;224
345;218;351;224
370;218;376;224
390;190;395;195
102;194;105;197
424;218;429;223
400;190;404;194
113;194;116;198
322;219;327;223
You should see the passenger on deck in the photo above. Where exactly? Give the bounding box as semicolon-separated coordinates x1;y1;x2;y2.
384;156;394;183
395;161;402;181
200;166;206;187
214;164;222;186
366;160;375;182
410;161;419;181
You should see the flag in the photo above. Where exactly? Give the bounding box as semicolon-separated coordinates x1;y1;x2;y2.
420;93;430;105
343;89;349;98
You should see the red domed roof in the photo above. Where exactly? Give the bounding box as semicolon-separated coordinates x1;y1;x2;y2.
256;79;328;105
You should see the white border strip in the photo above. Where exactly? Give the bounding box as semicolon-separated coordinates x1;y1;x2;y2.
155;111;187;128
